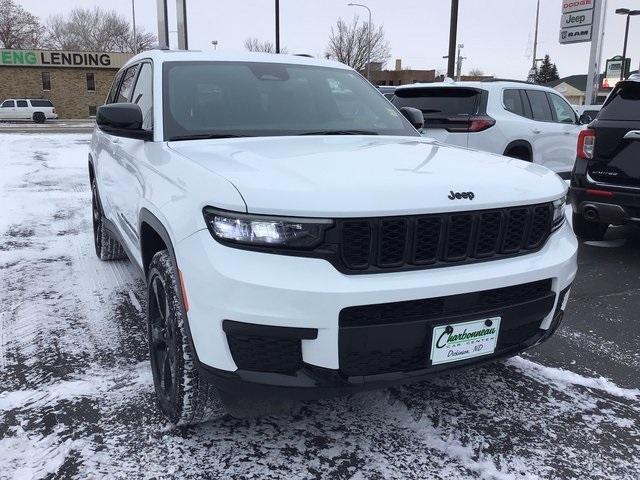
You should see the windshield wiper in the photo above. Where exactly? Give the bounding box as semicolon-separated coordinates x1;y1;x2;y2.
299;130;379;136
168;133;251;141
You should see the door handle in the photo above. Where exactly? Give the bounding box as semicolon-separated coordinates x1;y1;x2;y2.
532;129;542;134
623;130;640;141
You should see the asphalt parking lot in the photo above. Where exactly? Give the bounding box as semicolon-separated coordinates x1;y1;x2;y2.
1;133;639;479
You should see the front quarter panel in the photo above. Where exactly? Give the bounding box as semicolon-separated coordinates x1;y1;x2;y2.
137;142;248;246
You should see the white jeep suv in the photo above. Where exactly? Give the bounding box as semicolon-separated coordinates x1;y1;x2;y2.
0;98;58;123
90;51;577;424
391;80;585;178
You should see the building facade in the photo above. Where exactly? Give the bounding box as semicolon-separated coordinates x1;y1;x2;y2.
0;49;132;119
366;59;437;86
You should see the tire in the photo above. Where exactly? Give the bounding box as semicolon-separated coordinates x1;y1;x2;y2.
505;148;531;162
147;250;227;425
91;178;127;260
572;212;608;241
33;112;45;124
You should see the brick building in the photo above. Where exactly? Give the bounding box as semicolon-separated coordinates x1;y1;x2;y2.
367;59;436;86
0;49;132;119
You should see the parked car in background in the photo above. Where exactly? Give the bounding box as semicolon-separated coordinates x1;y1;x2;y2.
570;74;640;240
90;50;576;425
574;104;602;124
377;85;396;100
392;80;586;178
0;98;58;123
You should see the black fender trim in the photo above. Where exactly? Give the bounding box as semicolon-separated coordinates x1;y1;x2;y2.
138;208;203;367
223;320;318;340
503;140;533;161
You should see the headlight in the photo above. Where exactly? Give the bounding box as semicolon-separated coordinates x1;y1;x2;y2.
203;208;333;249
551;195;566;232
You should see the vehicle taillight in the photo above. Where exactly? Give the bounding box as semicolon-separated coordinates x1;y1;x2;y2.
468;116;496;132
445;116;495;133
577;128;595;159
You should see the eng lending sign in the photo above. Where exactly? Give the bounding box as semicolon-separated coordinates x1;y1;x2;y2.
559;0;595;44
0;49;132;69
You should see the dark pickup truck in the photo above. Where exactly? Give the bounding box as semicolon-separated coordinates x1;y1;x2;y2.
570;74;640;240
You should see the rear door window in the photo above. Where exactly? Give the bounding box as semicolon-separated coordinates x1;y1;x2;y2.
525;90;553;122
392;87;481;116
30;100;54;108
599;82;640;121
16;100;28;108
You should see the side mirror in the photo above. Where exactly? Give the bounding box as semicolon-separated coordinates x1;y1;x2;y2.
399;106;424;130
96;103;152;141
579;113;592;125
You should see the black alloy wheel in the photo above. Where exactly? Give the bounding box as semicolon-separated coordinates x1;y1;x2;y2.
148;271;178;411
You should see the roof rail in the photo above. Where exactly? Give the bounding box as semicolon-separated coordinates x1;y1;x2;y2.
480;78;533;85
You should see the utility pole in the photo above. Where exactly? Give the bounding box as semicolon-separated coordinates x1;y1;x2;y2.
455;44;466;81
532;0;540;71
447;0;459;78
348;3;373;81
132;0;137;54
275;0;280;53
157;0;169;49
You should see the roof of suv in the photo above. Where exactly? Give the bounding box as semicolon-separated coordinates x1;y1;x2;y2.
395;80;553;93
122;49;351;71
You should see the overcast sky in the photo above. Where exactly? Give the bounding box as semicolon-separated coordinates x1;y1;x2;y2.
18;0;640;79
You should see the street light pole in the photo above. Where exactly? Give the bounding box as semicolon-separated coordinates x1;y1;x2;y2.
131;0;137;54
615;8;640;80
348;3;372;81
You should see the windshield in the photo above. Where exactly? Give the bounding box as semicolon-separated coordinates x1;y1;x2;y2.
162;61;418;140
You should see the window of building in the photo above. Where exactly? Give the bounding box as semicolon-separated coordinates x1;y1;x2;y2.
16;100;28;107
86;73;96;92
88;105;97;117
42;72;51;91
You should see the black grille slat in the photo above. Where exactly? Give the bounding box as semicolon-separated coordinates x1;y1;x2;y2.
527;206;552;249
336;203;552;273
413;217;443;264
226;334;301;374
341;221;371;269
378;219;408;267
444;214;474;261
474;212;501;257
502;208;530;253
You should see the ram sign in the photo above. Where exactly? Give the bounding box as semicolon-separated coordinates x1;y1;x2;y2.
559;0;595;44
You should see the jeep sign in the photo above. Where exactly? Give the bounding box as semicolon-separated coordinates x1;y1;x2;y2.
561;10;593;28
559;0;595;44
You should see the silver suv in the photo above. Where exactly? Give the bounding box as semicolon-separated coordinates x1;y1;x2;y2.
0;98;58;123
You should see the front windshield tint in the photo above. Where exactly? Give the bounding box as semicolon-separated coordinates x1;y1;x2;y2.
162;61;418;140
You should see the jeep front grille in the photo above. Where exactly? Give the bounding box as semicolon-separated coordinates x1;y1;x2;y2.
337;203;553;272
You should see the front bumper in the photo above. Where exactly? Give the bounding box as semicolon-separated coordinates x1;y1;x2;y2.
176;221;577;397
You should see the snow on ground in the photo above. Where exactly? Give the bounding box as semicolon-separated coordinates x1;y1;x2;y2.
0;133;639;479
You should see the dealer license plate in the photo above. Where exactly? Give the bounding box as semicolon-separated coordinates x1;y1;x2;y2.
430;317;501;365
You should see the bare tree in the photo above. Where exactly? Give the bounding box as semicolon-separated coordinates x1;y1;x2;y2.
0;0;42;49
244;37;287;54
45;7;156;53
325;16;390;71
468;68;485;77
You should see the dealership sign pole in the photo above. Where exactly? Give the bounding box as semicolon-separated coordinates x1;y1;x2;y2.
559;0;607;104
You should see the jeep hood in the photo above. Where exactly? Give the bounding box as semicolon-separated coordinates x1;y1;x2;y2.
168;136;567;217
